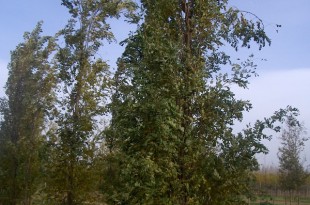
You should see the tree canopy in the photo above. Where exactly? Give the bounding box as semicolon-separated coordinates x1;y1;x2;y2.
0;1;304;205
103;1;297;204
0;22;56;205
278;114;309;192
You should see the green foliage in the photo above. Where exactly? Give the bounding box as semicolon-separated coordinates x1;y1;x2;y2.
278;113;309;191
0;22;56;205
0;1;304;205
41;0;138;204
103;1;296;205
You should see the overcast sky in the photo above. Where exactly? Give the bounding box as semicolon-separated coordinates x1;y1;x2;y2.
0;0;309;168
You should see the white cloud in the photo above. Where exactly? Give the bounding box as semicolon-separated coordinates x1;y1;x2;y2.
234;68;310;167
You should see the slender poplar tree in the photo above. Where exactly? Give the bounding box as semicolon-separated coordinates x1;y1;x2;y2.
43;0;137;204
278;115;309;193
0;22;56;205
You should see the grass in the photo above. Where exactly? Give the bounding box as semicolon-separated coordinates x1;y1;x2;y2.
248;195;310;205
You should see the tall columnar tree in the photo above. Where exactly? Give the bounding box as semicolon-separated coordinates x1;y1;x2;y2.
43;0;137;204
104;0;298;204
0;22;56;205
278;114;309;192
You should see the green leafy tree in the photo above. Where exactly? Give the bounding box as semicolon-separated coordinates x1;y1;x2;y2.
0;22;56;205
278;114;309;192
43;0;137;204
104;1;298;204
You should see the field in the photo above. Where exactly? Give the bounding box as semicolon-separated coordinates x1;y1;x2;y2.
248;195;310;205
252;169;310;205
